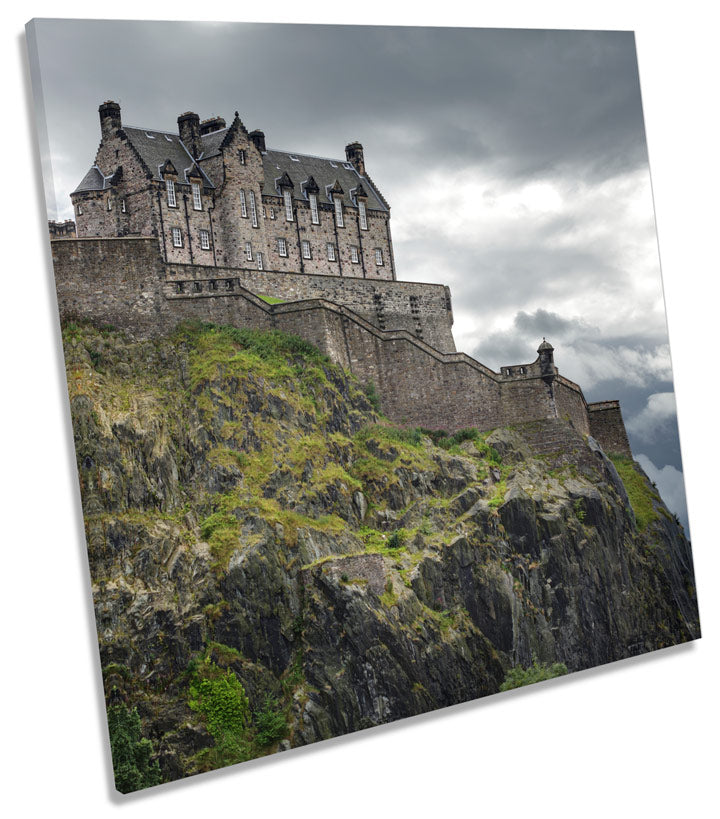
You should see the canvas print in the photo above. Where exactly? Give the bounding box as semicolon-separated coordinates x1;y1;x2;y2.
27;19;700;793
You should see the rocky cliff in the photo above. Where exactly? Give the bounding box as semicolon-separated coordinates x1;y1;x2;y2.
63;321;700;788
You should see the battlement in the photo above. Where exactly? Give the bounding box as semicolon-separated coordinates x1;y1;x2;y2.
49;236;632;456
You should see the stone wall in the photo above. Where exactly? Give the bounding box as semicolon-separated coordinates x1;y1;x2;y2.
50;237;630;449
587;401;632;456
164;262;456;352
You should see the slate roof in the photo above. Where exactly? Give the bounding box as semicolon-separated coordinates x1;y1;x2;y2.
262;149;388;212
73;166;115;193
122;126;215;187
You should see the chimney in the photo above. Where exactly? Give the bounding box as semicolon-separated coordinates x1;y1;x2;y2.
249;130;266;153
345;142;365;176
178;111;201;158
99;101;121;140
200;116;226;136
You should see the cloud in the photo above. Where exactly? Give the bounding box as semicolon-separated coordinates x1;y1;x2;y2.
635;454;689;534
626;392;677;442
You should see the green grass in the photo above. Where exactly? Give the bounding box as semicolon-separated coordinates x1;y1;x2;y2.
256;294;287;305
609;455;661;531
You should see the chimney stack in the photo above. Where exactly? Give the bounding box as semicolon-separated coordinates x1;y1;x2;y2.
99;101;121;140
345;142;365;176
178;111;201;158
249;130;266;153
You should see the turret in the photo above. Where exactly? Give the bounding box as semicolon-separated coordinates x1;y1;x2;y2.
537;338;555;380
345;142;365;176
99;101;121;140
178;111;201;158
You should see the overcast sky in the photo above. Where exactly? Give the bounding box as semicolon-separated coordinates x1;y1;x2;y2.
27;19;689;530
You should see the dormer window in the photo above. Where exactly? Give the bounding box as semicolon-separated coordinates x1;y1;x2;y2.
239;190;247;218
164;134;173;142
334;195;344;228
283;189;293;222
192;183;202;211
249;191;258;227
358;200;368;230
343;162;353;170
166;179;176;207
309;193;319;225
146;132;155;139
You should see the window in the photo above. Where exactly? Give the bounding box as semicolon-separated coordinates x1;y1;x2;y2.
278;238;288;257
238;149;246;164
375;248;384;266
121;199;126;213
269;207;276;220
327;243;336;261
192;183;202;211
350;246;359;264
77;204;83;216
145;132;155;139
107;197;112;211
166;179;176;207
164;134;173;142
309;193;319;224
239;190;247;218
334;195;344;227
249;191;258;227
262;206;267;218
301;240;311;259
343;162;353;170
245;242;253;261
172;227;182;247
358;200;368;230
283;189;293;222
199;230;210;250
289;154;299;162
257;252;264;271
329;161;338;168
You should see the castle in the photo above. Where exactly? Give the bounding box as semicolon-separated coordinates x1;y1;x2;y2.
51;101;632;457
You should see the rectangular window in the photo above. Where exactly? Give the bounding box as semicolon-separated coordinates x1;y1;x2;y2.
121;199;126;213
262;206;267;219
199;230;210;250
239;190;247;218
358;200;367;230
249;191;258;227
172;227;182;247
257;252;263;271
166;179;176;207
334;196;344;227
107;197;112;211
327;243;336;261
245;242;253;261
192;183;202;211
284;189;293;222
77;204;83;215
309;193;319;224
350;246;359;263
238;149;246;164
278;238;288;257
375;248;383;266
301;240;311;259
269;207;276;220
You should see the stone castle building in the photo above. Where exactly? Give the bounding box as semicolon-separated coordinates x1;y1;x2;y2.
52;101;632;457
71;102;394;280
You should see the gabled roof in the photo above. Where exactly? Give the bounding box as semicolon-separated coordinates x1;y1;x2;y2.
72;165;117;193
122;126;215;188
262;149;389;211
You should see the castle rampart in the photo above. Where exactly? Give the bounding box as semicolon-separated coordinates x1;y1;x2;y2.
50;236;632;456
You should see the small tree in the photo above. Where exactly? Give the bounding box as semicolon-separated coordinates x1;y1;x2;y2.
107;702;162;793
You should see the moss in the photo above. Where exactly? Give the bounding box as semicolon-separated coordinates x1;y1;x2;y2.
256;294;286;304
609;455;661;531
488;479;508;509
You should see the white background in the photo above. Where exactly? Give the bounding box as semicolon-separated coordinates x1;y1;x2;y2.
4;2;717;817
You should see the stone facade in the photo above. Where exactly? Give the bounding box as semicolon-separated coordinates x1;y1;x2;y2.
48;220;76;238
71;102;395;280
50;237;632;456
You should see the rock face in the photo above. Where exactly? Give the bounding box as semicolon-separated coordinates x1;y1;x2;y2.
64;321;700;785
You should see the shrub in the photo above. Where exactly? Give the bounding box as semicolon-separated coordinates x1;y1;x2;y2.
500;659;568;691
254;697;289;747
107;702;162;793
363;380;381;412
387;530;405;550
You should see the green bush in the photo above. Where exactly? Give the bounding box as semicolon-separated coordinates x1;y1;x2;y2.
254;697;289;747
107;702;162;793
500;659;568;691
363;380;381;412
387;530;406;550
